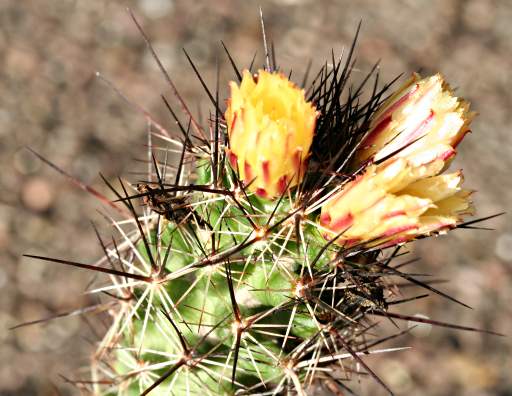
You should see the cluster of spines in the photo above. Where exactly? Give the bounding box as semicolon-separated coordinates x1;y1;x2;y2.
14;10;503;396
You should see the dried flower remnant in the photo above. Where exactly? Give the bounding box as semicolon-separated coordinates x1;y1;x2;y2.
225;69;317;198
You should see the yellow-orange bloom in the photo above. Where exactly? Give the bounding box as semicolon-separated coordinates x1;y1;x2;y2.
319;159;473;248
319;73;475;248
225;69;317;198
356;73;475;166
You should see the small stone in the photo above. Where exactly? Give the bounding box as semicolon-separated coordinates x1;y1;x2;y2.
21;177;54;212
463;0;495;31
272;0;307;5
0;110;11;137
143;42;176;73
381;360;413;394
6;47;38;80
408;313;432;337
0;220;8;250
138;0;174;19
0;313;14;343
0;267;7;290
15;302;48;352
495;233;512;262
13;148;41;175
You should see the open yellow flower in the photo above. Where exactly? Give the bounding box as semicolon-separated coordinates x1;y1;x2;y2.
319;73;476;248
319;159;473;248
356;73;475;167
225;69;317;198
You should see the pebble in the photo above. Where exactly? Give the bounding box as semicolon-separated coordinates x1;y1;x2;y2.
0;267;7;290
408;313;432;337
495;233;512;262
138;0;174;19
13;148;41;175
21;178;54;212
463;0;496;31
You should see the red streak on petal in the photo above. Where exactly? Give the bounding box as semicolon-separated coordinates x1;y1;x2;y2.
255;188;267;198
438;147;456;161
343;237;361;248
227;150;238;169
382;224;418;238
331;213;354;232
324;174;369;211
361;115;392;148
262;160;271;184
382;210;406;219
244;161;253;183
276;175;288;195
373;84;419;127
379;236;411;248
319;212;331;226
293;149;303;173
406;109;435;144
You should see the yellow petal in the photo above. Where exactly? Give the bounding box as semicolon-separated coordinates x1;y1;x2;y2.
225;69;317;198
356;74;474;171
400;171;463;203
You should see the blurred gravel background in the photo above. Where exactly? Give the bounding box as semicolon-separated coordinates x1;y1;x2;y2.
1;0;511;395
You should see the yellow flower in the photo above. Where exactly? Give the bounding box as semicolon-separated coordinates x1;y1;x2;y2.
317;73;476;248
356;73;475;167
225;69;317;198
319;159;473;248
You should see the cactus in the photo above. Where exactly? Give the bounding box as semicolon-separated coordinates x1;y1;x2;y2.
18;13;502;396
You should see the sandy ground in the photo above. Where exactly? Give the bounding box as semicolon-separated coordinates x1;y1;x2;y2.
1;0;511;395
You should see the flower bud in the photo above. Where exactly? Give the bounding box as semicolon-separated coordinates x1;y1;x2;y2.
319;159;473;248
225;69;317;198
356;73;475;167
